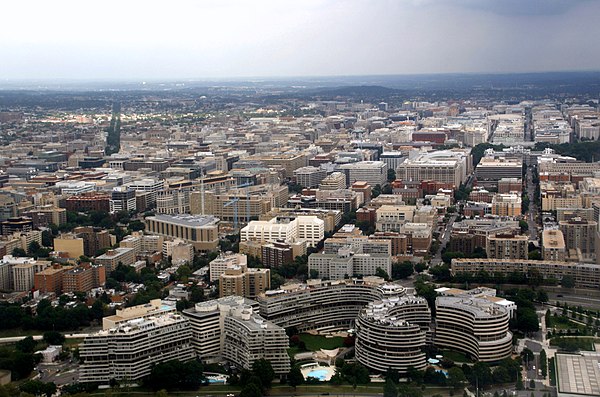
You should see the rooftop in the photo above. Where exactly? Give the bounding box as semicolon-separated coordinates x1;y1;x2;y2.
556;353;600;397
149;214;219;227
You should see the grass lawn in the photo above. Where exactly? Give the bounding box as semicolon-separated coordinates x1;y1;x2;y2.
441;350;473;363
299;333;344;351
550;336;598;352
548;315;585;330
287;346;301;357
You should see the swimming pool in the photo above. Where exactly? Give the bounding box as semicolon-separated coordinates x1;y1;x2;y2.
307;369;329;381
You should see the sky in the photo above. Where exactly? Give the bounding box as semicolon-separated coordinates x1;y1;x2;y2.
1;0;599;80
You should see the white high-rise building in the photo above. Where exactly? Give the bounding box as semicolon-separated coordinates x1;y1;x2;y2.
240;216;324;247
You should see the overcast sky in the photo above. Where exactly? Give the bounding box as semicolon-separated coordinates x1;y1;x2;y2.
1;0;599;80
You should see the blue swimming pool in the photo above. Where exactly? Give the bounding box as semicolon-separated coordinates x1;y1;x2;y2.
307;369;328;381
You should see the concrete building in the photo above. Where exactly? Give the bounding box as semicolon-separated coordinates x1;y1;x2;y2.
542;229;567;261
182;296;290;374
356;296;431;373
94;248;136;272
319;172;347;190
257;277;405;331
163;239;194;265
491;193;522;217
241;216;324;248
486;233;528;260
145;214;220;252
209;253;248;282
63;264;106;293
261;241;294;268
79;311;194;383
451;258;600;289
375;205;415;232
338;161;388;187
559;218;598;263
53;234;85;259
308;248;391;280
475;157;522;184
127;179;165;207
219;264;270;299
293;166;327;188
12;262;35;291
396;150;469;188
434;296;512;362
109;186;136;213
34;266;65;294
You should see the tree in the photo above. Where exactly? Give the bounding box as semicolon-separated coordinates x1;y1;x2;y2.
536;289;549;303
288;365;304;389
19;380;56;397
447;366;467;389
11;248;27;257
43;331;65;346
387;168;397;183
471;362;492;388
239;383;262;397
540;349;548;377
521;348;534;366
529;379;535;389
156;390;169;397
15;336;36;354
392;261;413;279
375;267;390;280
252;358;274;387
492;366;511;383
383;378;398;397
561;275;575;288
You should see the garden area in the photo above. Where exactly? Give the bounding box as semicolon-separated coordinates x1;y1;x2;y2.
549;336;598;352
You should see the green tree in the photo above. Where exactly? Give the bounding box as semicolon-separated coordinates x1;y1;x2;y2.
288;365;304;389
239;383;262;397
156;390;169;397
43;331;65;346
383;378;398;397
561;275;575;288
540;349;548;377
15;336;37;354
19;380;56;397
375;267;390;280
251;358;275;387
447;366;467;389
392;261;413;279
387;168;397;183
529;379;535;389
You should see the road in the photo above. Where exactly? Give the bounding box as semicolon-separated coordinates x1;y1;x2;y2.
0;333;89;344
432;213;457;265
525;166;539;241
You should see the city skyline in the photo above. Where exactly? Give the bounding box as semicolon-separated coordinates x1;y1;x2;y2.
1;0;600;80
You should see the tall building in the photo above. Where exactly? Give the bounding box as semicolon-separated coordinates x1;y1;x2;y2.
73;227;111;257
127;179;165;208
491;194;522;217
559;217;598;262
542;229;566;262
396;150;469;188
53;234;85;259
356;296;430;373
241;216;324;248
219;264;271;299
209;253;248;282
12;263;35;291
65;192;111;213
94;248;136;272
319;172;347;190
261;241;294;268
63;264;106;293
34;266;65;294
182;296;290;374
486;233;528;260
109;186;136;213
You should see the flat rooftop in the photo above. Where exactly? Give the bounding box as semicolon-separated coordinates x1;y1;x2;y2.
556;353;600;397
150;214;219;227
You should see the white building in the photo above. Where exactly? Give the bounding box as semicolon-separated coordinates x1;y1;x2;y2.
240;216;324;247
338;161;388;187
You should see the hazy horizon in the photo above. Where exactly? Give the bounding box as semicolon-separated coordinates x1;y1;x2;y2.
2;0;600;80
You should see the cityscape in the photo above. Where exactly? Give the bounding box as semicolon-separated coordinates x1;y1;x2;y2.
1;1;600;397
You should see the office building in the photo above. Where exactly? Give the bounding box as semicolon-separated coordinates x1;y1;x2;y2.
396;150;469;188
491;194;522;217
338;161;388;187
109;187;136;213
209;253;248;282
559;218;598;262
308;248;391;280
319;172;347;190
145;214;220;252
65;192;111;213
241;216;324;248
293;166;327;188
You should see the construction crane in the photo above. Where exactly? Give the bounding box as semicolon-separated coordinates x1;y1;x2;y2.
223;197;240;231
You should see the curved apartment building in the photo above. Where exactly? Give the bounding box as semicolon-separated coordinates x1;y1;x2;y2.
434;296;512;362
356;296;431;373
257;277;405;332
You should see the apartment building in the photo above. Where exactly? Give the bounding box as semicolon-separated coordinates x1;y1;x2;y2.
241;216;324;247
435;296;512;362
486;233;528;260
79;312;194;383
338;161;388;187
293;166;327;188
356;296;431;373
542;229;566;262
308;248;391;280
559;217;598;262
182;296;290;374
94;248;136;272
219;264;271;299
451;258;600;289
491;193;522;217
